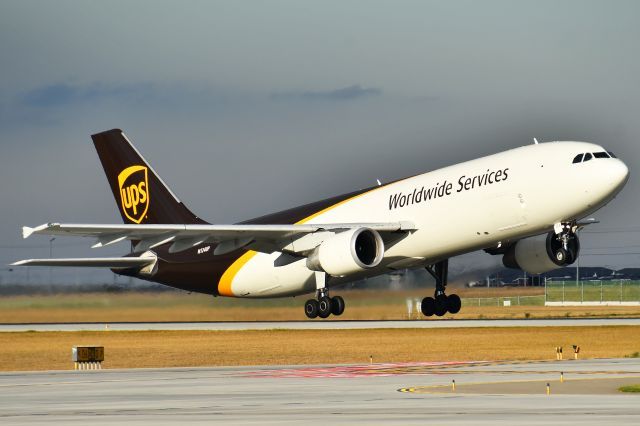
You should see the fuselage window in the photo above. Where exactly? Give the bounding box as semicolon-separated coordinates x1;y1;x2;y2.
572;154;584;163
594;152;610;159
583;153;593;162
608;151;617;158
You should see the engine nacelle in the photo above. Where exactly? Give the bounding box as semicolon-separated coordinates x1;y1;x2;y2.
306;228;385;276
503;231;580;275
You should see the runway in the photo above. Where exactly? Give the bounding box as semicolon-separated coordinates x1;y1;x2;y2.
1;358;639;425
1;317;640;332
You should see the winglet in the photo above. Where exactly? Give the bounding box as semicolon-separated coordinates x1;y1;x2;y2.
22;223;53;239
22;227;34;239
10;259;30;266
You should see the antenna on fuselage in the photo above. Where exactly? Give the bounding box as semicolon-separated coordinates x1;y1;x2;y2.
533;138;539;144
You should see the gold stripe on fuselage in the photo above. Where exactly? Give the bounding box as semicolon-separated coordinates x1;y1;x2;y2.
216;185;388;297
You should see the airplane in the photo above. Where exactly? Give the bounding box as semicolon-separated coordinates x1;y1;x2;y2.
12;130;629;318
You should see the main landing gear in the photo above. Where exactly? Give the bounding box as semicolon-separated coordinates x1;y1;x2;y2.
421;260;461;317
304;271;345;319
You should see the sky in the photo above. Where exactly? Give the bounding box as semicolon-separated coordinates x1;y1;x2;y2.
1;0;639;285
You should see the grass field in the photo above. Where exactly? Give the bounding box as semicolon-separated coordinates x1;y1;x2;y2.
1;326;639;371
0;287;638;323
619;385;640;392
546;281;640;303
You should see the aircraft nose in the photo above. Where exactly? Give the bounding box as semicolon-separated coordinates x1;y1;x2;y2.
609;158;630;192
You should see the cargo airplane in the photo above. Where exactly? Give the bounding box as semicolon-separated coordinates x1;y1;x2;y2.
13;130;629;318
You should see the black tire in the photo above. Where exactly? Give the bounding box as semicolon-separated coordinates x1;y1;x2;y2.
318;296;333;318
331;296;345;316
434;295;448;316
304;299;319;319
421;297;435;316
555;248;568;264
447;294;462;314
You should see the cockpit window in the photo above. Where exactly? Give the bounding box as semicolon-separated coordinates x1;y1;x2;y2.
572;151;616;164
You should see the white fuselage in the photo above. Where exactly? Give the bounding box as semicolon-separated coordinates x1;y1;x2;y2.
225;141;629;298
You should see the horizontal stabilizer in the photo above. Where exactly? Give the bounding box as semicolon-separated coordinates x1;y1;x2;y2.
11;257;155;268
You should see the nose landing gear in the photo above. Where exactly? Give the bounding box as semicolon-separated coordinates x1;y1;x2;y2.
421;259;461;317
553;222;580;265
304;271;345;319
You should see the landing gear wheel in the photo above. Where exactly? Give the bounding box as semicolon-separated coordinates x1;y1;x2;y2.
421;297;435;316
434;296;448;317
555;248;568;263
331;296;345;316
304;299;319;319
318;296;333;319
447;294;461;314
423;260;461;317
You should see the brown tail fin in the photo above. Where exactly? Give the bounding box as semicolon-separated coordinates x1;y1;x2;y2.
91;129;207;224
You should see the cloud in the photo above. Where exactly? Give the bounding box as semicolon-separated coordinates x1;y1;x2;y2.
20;82;156;108
1;81;240;129
270;84;381;102
0;82;158;129
15;82;383;113
2;81;385;130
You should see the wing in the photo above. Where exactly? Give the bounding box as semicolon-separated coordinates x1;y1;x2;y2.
20;221;415;255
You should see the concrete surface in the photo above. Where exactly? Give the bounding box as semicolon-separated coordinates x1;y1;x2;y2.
2;318;640;332
1;358;639;425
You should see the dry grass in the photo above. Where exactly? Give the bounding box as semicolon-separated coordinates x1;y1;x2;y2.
3;305;640;322
1;326;639;371
0;290;637;323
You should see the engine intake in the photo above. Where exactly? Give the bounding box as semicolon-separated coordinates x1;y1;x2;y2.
503;231;579;275
307;228;385;276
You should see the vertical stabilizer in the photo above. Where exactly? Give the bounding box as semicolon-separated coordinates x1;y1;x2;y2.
91;129;207;224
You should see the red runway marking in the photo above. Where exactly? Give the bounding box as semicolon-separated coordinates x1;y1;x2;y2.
241;361;489;378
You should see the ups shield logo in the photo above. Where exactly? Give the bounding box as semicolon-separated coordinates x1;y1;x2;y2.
118;165;149;223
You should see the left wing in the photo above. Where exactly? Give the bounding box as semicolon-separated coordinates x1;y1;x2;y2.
21;221;415;255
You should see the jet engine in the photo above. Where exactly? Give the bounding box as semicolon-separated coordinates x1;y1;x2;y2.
502;231;580;275
306;228;385;276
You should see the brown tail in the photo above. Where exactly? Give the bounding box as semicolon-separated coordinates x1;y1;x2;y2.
92;129;207;224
